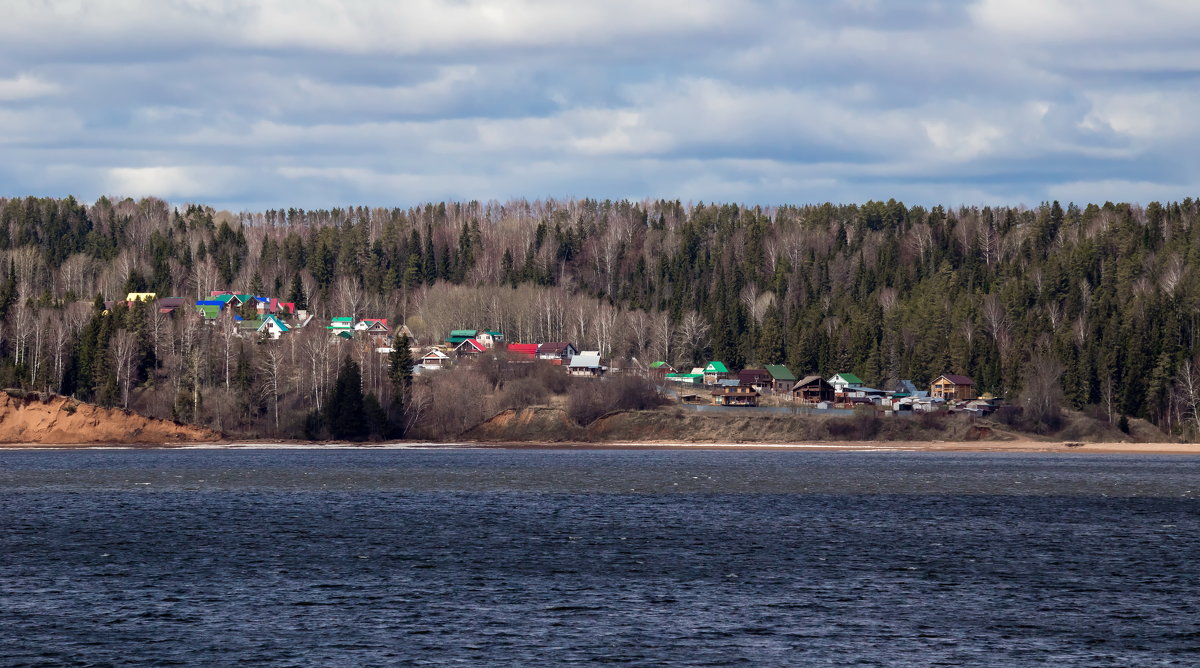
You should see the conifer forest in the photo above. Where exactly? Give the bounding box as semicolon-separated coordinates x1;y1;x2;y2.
3;195;1200;438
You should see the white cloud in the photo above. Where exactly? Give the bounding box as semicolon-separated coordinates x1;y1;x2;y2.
0;74;60;101
105;166;246;199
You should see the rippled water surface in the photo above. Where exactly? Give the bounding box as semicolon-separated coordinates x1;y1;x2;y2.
2;449;1199;666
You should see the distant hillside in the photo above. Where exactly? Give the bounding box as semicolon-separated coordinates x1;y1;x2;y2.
2;195;1200;438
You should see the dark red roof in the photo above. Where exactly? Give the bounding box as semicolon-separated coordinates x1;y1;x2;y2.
537;342;574;354
738;368;769;382
940;374;975;385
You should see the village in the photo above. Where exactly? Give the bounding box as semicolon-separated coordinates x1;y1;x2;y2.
103;291;1002;420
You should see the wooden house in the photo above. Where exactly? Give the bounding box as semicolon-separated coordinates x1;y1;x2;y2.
764;365;797;394
737;369;772;392
931;374;976;401
455;338;487;358
702;361;731;384
712;386;760;407
419;349;450;368
649;361;676;379
792;376;835;404
537;342;578;365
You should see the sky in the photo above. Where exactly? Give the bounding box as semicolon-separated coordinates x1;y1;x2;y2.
2;0;1199;211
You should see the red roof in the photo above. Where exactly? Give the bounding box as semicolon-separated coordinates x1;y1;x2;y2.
506;343;538;358
457;338;486;353
939;374;975;385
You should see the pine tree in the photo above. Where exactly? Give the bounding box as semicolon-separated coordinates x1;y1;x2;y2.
326;356;366;441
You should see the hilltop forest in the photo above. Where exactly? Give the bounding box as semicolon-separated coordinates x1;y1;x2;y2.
2;194;1200;438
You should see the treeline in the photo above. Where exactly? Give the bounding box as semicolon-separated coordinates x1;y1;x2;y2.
4;195;1200;437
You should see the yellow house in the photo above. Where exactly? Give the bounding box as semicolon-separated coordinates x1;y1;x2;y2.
126;292;157;302
931;374;976;401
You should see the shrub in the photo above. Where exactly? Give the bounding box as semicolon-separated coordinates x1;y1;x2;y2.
825;412;881;439
566;375;668;426
499;376;550;410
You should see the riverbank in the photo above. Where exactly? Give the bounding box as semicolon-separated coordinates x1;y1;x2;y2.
3;439;1199;455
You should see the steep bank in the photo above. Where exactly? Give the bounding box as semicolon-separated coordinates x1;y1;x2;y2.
466;406;1001;443
465;405;1168;445
0;392;220;444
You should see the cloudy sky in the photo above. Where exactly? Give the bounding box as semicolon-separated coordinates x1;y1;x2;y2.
1;0;1198;210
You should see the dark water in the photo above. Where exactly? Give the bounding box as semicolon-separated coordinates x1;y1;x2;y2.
2;449;1198;666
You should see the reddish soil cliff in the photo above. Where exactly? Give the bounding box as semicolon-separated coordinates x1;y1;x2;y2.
0;392;219;444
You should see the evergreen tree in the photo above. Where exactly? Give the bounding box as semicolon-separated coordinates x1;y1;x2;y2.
286;273;308;310
326;356;366;441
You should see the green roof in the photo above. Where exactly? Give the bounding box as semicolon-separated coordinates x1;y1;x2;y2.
450;329;477;337
649;361;669;368
764;364;796;381
704;361;729;373
196;305;221;319
484;330;503;336
213;294;236;304
834;372;864;385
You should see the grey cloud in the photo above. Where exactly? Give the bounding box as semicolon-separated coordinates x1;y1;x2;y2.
1;0;1199;209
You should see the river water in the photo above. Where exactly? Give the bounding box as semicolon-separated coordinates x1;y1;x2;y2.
2;449;1198;666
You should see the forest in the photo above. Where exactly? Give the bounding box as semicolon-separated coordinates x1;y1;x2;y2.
3;194;1200;439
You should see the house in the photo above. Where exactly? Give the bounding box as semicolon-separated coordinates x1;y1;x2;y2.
931;374;976;401
392;323;416;343
355;318;391;335
446;329;478;346
792;376;835;404
237;314;289;340
649;361;676;378
156;297;186;315
712;386;760;407
567;352;605;377
892;380;920;397
476;331;504;348
764;364;797;395
505;343;539;361
195;304;222;320
828;373;865;395
537;342;578;365
702;361;731;384
455;338;487;358
737;369;773;393
255;298;296;316
419;349;450;369
328;317;354;333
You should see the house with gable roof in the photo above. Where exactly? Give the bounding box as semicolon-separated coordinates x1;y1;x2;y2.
455;338;487;358
236;314;290;340
537;342;578;365
476;330;504;348
702;361;731;385
828;373;865;395
568;352;605;377
931;374;976;401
